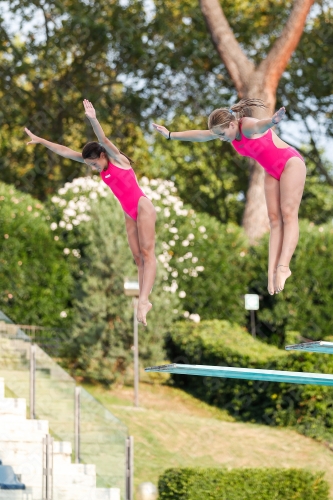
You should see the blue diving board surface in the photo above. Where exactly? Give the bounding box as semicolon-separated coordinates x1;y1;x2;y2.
145;363;333;386
285;341;333;354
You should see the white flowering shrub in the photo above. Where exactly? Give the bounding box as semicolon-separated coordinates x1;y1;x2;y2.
48;175;206;322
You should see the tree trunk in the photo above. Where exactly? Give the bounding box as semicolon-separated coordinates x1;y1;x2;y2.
242;88;275;242
199;0;315;242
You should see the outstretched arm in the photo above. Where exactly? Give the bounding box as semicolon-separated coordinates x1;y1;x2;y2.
25;128;84;163
152;123;218;142
83;99;123;161
241;107;286;137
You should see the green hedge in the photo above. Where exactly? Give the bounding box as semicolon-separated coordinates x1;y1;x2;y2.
0;182;73;327
158;468;329;500
166;320;333;441
248;220;333;344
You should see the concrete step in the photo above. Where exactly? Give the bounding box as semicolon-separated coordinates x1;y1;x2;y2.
54;466;96;487
0;419;49;435
53;486;97;500
0;491;34;500
96;489;121;500
0;398;26;418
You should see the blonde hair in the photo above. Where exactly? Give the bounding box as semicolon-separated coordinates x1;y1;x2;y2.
208;98;267;130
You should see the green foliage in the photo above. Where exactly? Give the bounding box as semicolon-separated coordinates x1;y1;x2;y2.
158;467;329;500
247;221;333;343
166;320;333;442
141;178;250;324
151;115;249;225
0;182;73;327
0;0;152;197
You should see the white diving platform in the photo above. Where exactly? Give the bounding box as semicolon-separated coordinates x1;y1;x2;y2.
145;363;333;386
285;341;333;354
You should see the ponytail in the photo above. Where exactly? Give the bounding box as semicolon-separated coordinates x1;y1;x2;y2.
82;141;135;165
208;98;267;130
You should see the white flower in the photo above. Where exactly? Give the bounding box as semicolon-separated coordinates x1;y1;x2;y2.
240;251;246;257
50;223;57;231
64;208;76;217
164;208;171;217
58;188;66;195
188;233;195;240
60;311;67;318
72;249;81;258
59;221;66;228
184;252;192;259
63;248;70;255
179;291;186;298
189;313;200;323
183;269;188;274
51;196;61;204
182;240;189;247
196;266;204;272
169;240;175;246
169;227;178;233
155;206;161;212
89;192;98;200
72;219;80;226
198;226;206;233
171;271;178;278
192;257;198;263
66;223;73;230
183;311;190;317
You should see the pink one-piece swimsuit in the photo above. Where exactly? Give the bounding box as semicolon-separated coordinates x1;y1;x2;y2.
231;123;304;180
100;161;147;220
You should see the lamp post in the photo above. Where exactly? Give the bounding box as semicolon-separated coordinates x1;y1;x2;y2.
244;294;259;338
124;278;140;407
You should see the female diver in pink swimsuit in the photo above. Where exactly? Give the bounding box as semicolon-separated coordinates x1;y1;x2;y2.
153;99;306;296
25;99;156;326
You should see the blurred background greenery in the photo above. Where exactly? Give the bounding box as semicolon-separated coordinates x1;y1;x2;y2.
1;0;333;385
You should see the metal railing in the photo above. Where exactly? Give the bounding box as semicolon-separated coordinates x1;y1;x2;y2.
0;316;129;498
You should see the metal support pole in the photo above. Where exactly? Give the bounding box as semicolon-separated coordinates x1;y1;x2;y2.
250;310;256;338
133;298;139;408
74;386;81;464
30;344;36;419
125;436;134;500
42;434;53;500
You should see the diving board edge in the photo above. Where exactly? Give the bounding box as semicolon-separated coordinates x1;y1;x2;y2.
286;341;333;354
145;363;333;386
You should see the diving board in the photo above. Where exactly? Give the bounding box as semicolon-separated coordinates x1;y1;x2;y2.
145;363;333;386
285;341;333;354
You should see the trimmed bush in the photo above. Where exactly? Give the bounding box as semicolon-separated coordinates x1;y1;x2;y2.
158;467;329;500
248;220;333;344
166;320;333;441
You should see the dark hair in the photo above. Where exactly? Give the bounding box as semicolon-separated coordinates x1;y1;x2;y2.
81;141;134;165
208;98;268;130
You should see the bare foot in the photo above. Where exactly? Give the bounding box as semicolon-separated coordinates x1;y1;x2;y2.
267;271;276;296
137;300;152;326
275;265;292;293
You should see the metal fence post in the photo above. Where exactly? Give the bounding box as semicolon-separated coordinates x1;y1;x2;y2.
133;298;139;407
30;344;36;419
125;436;134;500
75;386;81;464
42;434;53;500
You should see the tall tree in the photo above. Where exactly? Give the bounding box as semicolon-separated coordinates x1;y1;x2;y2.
199;0;315;242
